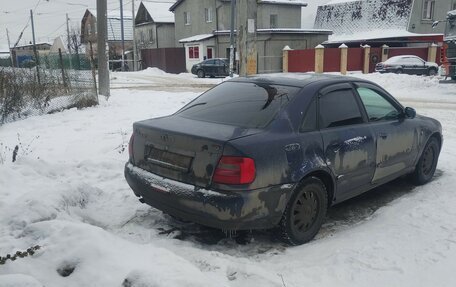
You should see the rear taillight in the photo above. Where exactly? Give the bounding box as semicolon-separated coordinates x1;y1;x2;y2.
213;156;255;185
128;133;134;161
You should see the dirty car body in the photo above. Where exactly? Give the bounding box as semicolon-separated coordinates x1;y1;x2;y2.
124;74;442;236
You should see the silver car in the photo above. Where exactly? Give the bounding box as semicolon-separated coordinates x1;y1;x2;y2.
375;55;438;76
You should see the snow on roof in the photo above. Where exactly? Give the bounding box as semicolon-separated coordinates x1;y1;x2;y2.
259;0;308;6
448;10;456;17
326;0;360;4
325;29;443;43
141;1;175;23
314;0;411;35
179;34;214;43
257;28;332;34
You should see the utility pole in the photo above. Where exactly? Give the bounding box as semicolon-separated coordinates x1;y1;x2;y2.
66;14;71;54
120;0;126;71
66;13;73;69
237;0;257;76
229;0;236;77
30;9;41;84
132;0;137;71
6;28;14;67
97;0;110;97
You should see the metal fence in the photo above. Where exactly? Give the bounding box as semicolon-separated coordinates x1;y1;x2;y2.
0;52;97;124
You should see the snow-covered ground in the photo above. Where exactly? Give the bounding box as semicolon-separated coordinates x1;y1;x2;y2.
0;71;455;287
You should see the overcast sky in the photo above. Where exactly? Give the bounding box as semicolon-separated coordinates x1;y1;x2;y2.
0;0;330;51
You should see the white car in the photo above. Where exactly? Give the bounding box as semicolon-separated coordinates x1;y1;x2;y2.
375;55;438;76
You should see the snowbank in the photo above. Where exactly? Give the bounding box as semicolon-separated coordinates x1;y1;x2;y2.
1;73;456;287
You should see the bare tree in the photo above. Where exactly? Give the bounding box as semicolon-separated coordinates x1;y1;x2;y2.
68;26;82;69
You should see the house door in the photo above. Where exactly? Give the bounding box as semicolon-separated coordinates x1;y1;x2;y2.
207;47;213;59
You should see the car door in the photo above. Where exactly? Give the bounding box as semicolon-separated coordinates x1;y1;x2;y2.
218;59;228;76
401;57;415;74
354;83;420;183
318;84;376;199
415;58;428;75
204;60;216;76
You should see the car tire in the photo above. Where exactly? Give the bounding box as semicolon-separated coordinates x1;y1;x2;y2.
411;137;440;185
197;70;205;78
428;68;437;76
395;68;403;74
278;177;328;245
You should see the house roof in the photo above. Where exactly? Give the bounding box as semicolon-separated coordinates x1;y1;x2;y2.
325;29;444;44
179;34;214;43
141;1;175;23
214;28;332;35
314;0;411;36
84;9;133;41
170;0;307;11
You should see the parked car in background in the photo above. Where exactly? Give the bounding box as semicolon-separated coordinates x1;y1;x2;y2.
125;74;442;245
191;58;229;78
375;55;438;76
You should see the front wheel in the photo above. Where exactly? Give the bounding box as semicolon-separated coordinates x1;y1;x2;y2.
395;68;403;74
197;69;205;78
278;177;328;245
411;137;440;185
428;68;437;76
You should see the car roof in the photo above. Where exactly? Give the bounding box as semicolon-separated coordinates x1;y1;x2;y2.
226;73;371;88
388;55;423;60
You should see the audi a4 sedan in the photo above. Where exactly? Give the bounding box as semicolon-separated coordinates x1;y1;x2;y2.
375;55;438;76
191;58;229;78
125;74;442;245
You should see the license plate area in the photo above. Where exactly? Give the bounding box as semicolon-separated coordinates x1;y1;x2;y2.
145;145;193;172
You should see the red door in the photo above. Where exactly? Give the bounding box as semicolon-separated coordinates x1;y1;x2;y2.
207;47;213;59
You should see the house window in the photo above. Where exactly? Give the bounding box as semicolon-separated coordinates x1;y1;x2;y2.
422;0;435;20
270;14;278;28
188;46;199;59
453;2;456;10
205;8;213;23
148;29;154;43
184;12;191;25
140;31;145;44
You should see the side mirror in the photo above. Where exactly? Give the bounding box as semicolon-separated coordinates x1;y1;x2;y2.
404;107;416;119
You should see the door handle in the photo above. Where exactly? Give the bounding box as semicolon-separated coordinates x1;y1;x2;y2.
379;133;388;139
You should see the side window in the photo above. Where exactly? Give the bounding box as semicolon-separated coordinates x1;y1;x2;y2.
319;89;364;128
357;87;401;121
300;97;317;132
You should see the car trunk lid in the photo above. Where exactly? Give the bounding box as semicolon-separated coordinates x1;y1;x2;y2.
132;116;262;188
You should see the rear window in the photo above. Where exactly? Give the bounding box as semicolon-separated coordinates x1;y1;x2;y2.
177;81;300;128
384;57;402;64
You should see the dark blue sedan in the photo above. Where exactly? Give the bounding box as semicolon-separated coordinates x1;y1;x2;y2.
125;74;442;245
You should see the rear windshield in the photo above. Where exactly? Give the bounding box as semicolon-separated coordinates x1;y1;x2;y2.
177;81;300;128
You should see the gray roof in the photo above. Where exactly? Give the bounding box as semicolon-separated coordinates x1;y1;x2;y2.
107;17;133;41
87;9;133;41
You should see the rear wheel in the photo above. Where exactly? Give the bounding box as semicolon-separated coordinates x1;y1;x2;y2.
197;69;205;78
411;137;440;185
395;68;403;74
278;177;328;245
428;68;437;76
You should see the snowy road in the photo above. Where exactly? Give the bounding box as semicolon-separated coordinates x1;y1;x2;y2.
0;72;455;287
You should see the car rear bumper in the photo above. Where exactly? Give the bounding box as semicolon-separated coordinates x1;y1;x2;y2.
124;163;294;230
